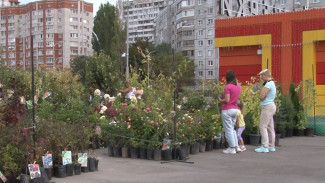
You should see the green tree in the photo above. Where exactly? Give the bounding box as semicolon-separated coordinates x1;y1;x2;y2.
85;52;122;95
70;55;91;85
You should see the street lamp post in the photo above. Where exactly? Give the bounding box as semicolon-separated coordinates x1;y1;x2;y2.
126;0;130;80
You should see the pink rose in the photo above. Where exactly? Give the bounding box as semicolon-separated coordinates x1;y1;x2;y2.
145;107;151;112
122;103;128;107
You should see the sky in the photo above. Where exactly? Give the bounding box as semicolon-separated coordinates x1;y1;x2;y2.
19;0;117;16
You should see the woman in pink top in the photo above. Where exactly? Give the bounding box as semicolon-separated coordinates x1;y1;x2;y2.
218;70;241;154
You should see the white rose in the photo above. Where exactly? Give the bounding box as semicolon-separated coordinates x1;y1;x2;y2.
100;116;106;120
104;94;110;99
94;89;101;96
109;97;115;102
117;93;122;97
0;83;3;88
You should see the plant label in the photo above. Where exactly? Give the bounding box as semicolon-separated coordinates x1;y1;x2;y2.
78;153;88;167
62;151;72;165
42;154;53;168
28;164;41;179
0;171;7;182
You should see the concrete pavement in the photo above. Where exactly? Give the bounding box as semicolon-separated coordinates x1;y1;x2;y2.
53;136;325;183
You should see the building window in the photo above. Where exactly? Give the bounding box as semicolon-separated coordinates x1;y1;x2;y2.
70;17;78;22
70;33;78;38
38;18;43;23
46;25;54;30
198;61;203;66
46;57;54;63
198;0;203;5
58;9;62;14
208;71;213;76
198;51;202;56
310;0;320;3
207;19;213;25
70;25;78;30
208;8;213;15
207;40;213;46
208;29;213;36
198;71;203;77
46;17;53;22
198;40;203;46
208;50;213;56
198;20;202;26
70;9;78;14
198;30;203;36
208;60;213;66
58;34;63;39
208;0;213;4
71;49;78;55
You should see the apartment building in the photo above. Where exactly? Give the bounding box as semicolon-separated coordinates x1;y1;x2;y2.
118;0;167;44
0;0;93;69
293;0;325;9
154;0;295;82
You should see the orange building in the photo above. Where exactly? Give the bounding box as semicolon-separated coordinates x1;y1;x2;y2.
215;9;325;109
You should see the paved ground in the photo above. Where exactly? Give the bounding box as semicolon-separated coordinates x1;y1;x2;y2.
53;136;325;183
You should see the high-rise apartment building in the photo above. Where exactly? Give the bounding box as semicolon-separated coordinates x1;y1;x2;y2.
118;0;167;44
154;0;295;82
1;0;19;7
0;0;93;69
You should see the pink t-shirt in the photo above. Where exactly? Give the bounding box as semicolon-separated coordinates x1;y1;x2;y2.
222;84;241;110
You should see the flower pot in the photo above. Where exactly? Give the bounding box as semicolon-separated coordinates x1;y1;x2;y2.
88;158;96;172
278;130;286;138
249;134;261;146
296;129;304;136
190;143;199;154
40;167;49;183
95;159;99;171
54;165;66;178
172;148;179;160
147;148;153;160
81;159;90;173
139;148;147;159
275;134;281;146
66;164;74;176
305;127;314;137
162;149;172;161
153;149;161;161
121;147;129;158
20;174;29;183
44;167;53;180
220;141;225;149
30;177;42;183
74;164;81;175
130;147;139;159
113;146;121;157
286;129;293;137
199;142;206;152
6;175;18;183
243;135;249;145
178;147;187;160
205;140;213;151
107;145;113;157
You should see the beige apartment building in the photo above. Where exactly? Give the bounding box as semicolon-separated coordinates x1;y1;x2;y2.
0;0;93;69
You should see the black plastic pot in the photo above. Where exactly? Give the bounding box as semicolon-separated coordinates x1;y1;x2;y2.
113;146;121;157
121;147;128;158
81;160;89;173
88;158;96;172
178;147;187;161
199;142;206;152
249;134;261;146
54;165;66;178
107;145;113;157
139;148;147;159
6;175;18;183
39;167;49;183
286;129;293;137
20;174;29;183
147;148;153;160
66;164;74;176
74;164;81;175
275;134;281;146
130;147;139;159
190;143;199;154
103;141;108;148
95;159;99;171
205;140;213;151
243;135;249;145
44;168;52;180
153;149;161;161
162;149;172;161
278;130;286;138
220;141;225;149
30;177;42;183
293;129;304;136
305;127;314;137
